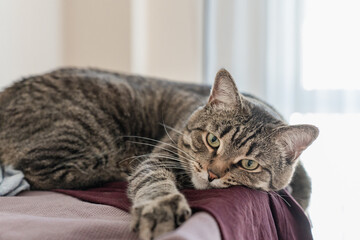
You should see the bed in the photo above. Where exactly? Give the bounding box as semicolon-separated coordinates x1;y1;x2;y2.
0;180;313;240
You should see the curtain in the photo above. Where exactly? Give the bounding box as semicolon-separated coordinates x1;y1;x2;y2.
204;0;360;117
205;0;299;118
204;1;360;240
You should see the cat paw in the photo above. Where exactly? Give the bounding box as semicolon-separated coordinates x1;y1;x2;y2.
131;193;191;240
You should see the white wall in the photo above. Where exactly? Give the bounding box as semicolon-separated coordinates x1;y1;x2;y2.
62;0;131;73
131;0;204;83
0;0;204;89
0;0;63;89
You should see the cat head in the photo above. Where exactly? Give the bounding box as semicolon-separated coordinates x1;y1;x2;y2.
178;69;319;191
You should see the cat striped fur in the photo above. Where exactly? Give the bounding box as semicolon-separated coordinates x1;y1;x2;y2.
0;68;318;240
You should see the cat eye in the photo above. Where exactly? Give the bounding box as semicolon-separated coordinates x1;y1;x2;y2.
238;159;259;171
206;133;220;148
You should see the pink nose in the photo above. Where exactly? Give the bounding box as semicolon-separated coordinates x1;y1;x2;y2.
208;170;219;182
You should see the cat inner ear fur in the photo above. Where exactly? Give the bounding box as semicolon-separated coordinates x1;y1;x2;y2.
276;124;319;164
208;69;245;108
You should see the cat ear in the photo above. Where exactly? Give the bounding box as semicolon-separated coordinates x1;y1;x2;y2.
276;124;319;164
208;69;242;107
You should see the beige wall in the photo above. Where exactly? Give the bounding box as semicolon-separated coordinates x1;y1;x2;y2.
62;0;131;73
0;0;63;89
0;0;203;89
131;0;204;83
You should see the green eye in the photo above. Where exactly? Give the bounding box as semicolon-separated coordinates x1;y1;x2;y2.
206;133;220;148
239;159;259;171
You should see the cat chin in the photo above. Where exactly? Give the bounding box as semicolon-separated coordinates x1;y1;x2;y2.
253;181;271;192
191;173;229;189
209;180;229;189
191;176;210;190
191;173;210;189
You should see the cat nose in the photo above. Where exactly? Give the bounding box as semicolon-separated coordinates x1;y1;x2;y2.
208;169;219;182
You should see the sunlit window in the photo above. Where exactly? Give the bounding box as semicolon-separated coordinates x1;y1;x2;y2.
302;0;360;90
205;1;359;238
298;1;360;239
290;113;360;240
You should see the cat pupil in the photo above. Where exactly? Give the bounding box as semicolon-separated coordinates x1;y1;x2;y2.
247;160;253;167
211;136;217;142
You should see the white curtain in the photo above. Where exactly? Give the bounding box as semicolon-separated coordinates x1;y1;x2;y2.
204;0;360;118
204;1;360;240
205;0;298;118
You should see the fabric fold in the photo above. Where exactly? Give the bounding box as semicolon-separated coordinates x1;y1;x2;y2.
56;182;313;240
0;165;30;196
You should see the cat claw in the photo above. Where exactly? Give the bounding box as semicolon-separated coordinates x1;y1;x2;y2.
131;193;191;240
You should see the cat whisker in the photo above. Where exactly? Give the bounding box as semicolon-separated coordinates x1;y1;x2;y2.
131;135;196;161
146;153;193;169
159;123;184;136
134;160;188;172
151;153;190;162
120;153;152;162
126;140;180;158
159;119;177;146
124;137;196;162
120;150;193;171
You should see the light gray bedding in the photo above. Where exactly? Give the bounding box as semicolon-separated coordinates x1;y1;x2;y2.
0;165;29;196
0;191;221;240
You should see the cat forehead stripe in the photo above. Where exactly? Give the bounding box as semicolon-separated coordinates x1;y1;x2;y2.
219;126;233;138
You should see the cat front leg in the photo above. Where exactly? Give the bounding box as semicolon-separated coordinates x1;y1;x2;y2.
128;157;191;240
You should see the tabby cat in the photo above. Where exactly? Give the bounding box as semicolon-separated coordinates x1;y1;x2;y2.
0;68;318;240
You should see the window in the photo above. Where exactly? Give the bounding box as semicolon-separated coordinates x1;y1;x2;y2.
205;1;360;239
302;0;360;90
292;1;360;239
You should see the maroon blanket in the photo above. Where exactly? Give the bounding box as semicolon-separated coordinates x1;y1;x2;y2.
56;182;313;240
